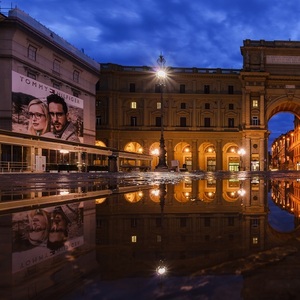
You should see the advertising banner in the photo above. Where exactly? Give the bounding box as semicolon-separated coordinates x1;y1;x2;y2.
12;202;84;273
12;71;83;142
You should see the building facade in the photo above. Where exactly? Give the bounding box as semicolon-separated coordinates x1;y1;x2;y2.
97;40;300;172
0;8;152;172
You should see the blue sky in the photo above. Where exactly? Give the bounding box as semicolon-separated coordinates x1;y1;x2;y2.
1;0;297;145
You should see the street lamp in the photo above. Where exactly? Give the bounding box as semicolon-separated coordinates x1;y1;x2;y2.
155;54;168;170
238;148;246;171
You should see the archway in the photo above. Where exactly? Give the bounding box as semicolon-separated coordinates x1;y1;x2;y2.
124;142;144;153
222;144;240;171
174;142;191;171
198;143;215;171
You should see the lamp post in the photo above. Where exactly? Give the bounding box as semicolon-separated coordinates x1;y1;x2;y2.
238;148;246;171
155;54;168;170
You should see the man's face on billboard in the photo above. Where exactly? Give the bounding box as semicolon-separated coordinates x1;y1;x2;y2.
48;102;68;133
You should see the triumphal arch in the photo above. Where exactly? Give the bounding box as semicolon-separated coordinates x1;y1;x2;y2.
240;40;300;171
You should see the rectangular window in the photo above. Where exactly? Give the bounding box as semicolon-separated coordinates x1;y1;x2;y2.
229;103;234;110
207;157;216;171
180;218;187;227
156;116;161;127
180;84;185;93
156;217;162;227
180;117;186;127
53;59;60;74
96;116;101;126
53;82;60;89
157;102;161;109
252;100;259;108
204;117;211;127
252;237;259;244
27;71;36;80
204;85;210;94
228;118;234;127
73;70;79;83
205;103;210;109
131;235;137;243
131;101;137;109
180;102;186;109
251;218;260;227
228;217;234;226
131;116;137;126
131;218;137;228
204;217;211;227
129;83;135;92
28;45;37;61
252;116;259;125
228;85;234;94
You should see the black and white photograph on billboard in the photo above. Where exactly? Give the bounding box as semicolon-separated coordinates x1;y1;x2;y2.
12;202;84;273
12;71;83;143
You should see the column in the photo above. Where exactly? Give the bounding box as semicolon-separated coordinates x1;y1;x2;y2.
216;140;222;171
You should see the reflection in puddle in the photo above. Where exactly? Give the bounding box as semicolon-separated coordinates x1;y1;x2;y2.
1;172;300;299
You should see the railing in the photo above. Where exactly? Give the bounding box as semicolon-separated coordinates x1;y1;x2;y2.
0;161;29;172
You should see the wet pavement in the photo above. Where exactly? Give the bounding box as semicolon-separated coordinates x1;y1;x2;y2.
1;170;300;299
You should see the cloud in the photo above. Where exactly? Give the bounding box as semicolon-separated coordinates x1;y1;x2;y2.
6;0;299;143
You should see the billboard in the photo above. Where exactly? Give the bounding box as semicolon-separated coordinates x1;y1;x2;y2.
12;71;83;142
12;202;84;273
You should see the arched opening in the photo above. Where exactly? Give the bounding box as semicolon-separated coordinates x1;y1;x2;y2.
174;142;192;171
268;112;294;170
124;142;144;153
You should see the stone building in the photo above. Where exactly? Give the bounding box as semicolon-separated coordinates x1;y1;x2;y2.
97;40;300;171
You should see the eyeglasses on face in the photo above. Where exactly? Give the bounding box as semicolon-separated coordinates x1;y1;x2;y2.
29;112;45;119
49;112;65;118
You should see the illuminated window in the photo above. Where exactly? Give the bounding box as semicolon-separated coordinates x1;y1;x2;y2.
28;45;37;61
157;102;161;109
157;235;162;242
131;101;137;109
131;235;137;243
252;237;258;244
252;100;259;108
73;70;80;83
